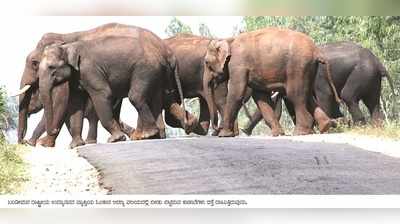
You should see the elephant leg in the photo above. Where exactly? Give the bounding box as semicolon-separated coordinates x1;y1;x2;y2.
363;88;383;127
151;89;165;139
186;97;210;136
252;90;284;136
85;116;98;145
27;113;46;146
286;78;314;135
65;95;86;149
219;69;248;137
128;83;160;140
341;90;365;125
242;109;263;136
88;87;126;143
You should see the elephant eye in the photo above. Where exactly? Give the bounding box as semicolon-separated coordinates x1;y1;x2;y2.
31;60;39;69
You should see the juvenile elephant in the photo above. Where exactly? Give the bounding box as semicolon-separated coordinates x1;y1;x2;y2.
164;34;247;135
38;35;189;143
16;23;195;147
242;41;396;135
203;28;340;137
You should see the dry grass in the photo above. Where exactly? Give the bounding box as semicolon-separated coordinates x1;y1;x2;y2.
330;120;400;140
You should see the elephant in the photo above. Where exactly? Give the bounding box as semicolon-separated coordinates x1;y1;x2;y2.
37;35;190;144
163;33;247;136
16;23;196;147
203;27;341;137
242;41;396;135
23;82;134;148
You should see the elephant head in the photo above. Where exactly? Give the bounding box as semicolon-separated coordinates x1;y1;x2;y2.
37;43;80;135
203;38;233;131
15;49;44;143
15;37;66;143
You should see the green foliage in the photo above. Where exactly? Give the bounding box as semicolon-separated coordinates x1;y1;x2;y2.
165;17;193;37
0;86;17;134
241;16;400;135
0;138;26;194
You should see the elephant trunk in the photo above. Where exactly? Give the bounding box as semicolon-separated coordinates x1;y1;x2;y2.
39;77;58;136
172;57;188;126
17;90;31;143
203;69;218;132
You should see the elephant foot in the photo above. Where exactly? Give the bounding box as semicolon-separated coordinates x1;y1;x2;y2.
107;132;126;143
319;119;337;133
37;135;56;148
69;138;85;149
218;129;236;137
26;138;37;147
271;128;285;137
191;125;208;136
130;128;160;140
313;106;336;133
293;127;313;136
85;139;97;145
241;128;252;136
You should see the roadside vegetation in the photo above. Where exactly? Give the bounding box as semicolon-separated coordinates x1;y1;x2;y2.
0;86;27;194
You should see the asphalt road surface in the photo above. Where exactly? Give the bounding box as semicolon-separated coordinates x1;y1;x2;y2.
78;137;400;194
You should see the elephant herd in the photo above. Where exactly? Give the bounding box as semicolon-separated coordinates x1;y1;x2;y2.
15;23;395;149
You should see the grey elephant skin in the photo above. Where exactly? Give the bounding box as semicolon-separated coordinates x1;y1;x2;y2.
37;34;192;146
242;41;396;135
18;23;143;146
164;34;245;136
18;23;195;148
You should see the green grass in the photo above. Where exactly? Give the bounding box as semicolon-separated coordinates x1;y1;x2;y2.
0;138;27;194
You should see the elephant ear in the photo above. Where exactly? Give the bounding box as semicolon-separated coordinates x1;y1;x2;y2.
214;38;233;72
64;44;81;71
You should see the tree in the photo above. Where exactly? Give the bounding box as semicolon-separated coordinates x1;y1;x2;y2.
165;17;192;37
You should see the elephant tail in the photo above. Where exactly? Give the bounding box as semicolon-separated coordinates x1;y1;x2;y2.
170;54;187;124
315;51;342;104
377;60;396;96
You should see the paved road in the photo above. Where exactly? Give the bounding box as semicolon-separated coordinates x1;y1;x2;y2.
78;137;400;194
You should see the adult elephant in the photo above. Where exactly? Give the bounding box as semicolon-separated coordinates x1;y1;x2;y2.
16;23;195;147
164;34;246;135
37;35;190;144
203;28;341;137
242;41;396;135
23;84;133;148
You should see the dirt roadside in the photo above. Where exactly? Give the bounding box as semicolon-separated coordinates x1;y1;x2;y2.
20;145;108;195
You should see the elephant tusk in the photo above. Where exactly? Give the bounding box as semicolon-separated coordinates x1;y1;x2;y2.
271;91;279;99
11;85;31;97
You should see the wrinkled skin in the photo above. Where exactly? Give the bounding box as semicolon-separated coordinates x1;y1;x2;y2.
38;35;190;144
18;23;195;147
164;34;247;136
203;28;340;137
242;41;396;135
